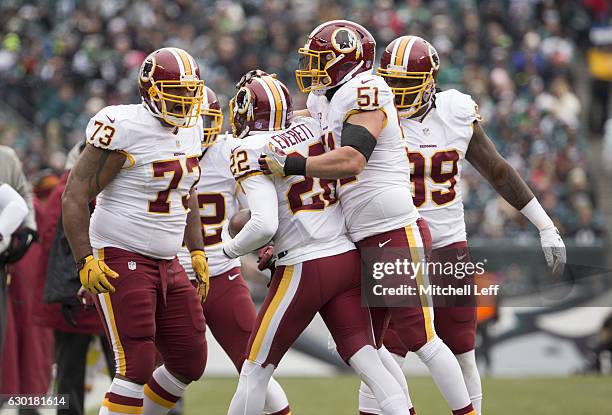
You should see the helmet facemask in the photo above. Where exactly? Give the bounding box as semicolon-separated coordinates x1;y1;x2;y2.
148;80;205;128
296;48;337;93
378;66;435;118
201;106;223;147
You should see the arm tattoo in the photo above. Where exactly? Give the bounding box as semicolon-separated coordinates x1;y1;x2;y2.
466;123;534;210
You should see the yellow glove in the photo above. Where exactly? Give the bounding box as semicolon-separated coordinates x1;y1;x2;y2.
191;250;210;303
78;255;119;294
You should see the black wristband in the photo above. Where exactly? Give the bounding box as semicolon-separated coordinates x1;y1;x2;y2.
284;154;307;176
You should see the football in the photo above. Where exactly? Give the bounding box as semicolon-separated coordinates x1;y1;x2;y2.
228;209;251;237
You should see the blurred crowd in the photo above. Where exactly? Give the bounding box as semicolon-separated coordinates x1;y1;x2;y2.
0;0;607;242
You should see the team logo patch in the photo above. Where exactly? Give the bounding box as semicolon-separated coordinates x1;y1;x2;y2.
331;28;358;55
128;261;137;271
234;87;252;115
139;56;156;84
429;45;440;70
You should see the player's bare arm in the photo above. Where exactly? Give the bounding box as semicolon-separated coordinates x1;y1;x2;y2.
465;122;534;210
62;143;126;262
304;109;384;178
62;143;125;293
184;186;210;302
466;121;566;274
261;109;384;179
184;187;205;252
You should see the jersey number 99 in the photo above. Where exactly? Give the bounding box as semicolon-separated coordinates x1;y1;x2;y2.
407;149;459;207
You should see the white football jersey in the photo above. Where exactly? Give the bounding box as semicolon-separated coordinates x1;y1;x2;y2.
88;104;203;259
307;71;419;242
177;134;242;279
400;89;479;249
232;117;355;266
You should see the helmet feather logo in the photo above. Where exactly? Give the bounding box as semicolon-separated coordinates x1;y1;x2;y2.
331;28;358;55
429;45;440;70
139;56;156;84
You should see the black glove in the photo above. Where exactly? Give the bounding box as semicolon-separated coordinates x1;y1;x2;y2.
5;227;38;263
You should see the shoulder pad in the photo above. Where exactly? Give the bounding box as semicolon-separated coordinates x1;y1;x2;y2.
290;116;321;136
436;89;481;125
85;105;133;151
230;135;268;182
335;74;394;114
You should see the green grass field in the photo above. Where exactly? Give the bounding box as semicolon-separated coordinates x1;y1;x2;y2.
183;376;612;415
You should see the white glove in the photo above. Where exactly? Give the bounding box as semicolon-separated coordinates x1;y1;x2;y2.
539;226;566;276
0;233;9;255
259;143;288;176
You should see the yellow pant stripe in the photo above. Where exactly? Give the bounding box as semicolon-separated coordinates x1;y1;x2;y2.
103;399;143;415
248;266;294;361
100;278;126;376
143;385;175;409
98;248;126;376
404;225;434;342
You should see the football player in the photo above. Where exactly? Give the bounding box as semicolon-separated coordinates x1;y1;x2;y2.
176;86;291;415
62;48;210;415
260;21;475;415
224;73;411;415
364;36;569;415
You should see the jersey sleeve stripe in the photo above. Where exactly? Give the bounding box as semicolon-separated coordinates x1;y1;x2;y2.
118;150;136;169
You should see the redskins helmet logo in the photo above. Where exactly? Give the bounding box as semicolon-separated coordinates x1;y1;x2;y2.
233;87;252;116
331;28;358;55
139;56;156;84
429;45;440;71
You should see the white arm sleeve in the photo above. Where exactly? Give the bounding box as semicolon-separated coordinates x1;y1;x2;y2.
223;174;279;259
0;183;28;238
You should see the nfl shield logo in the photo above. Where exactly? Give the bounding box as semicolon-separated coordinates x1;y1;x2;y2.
128;261;137;271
